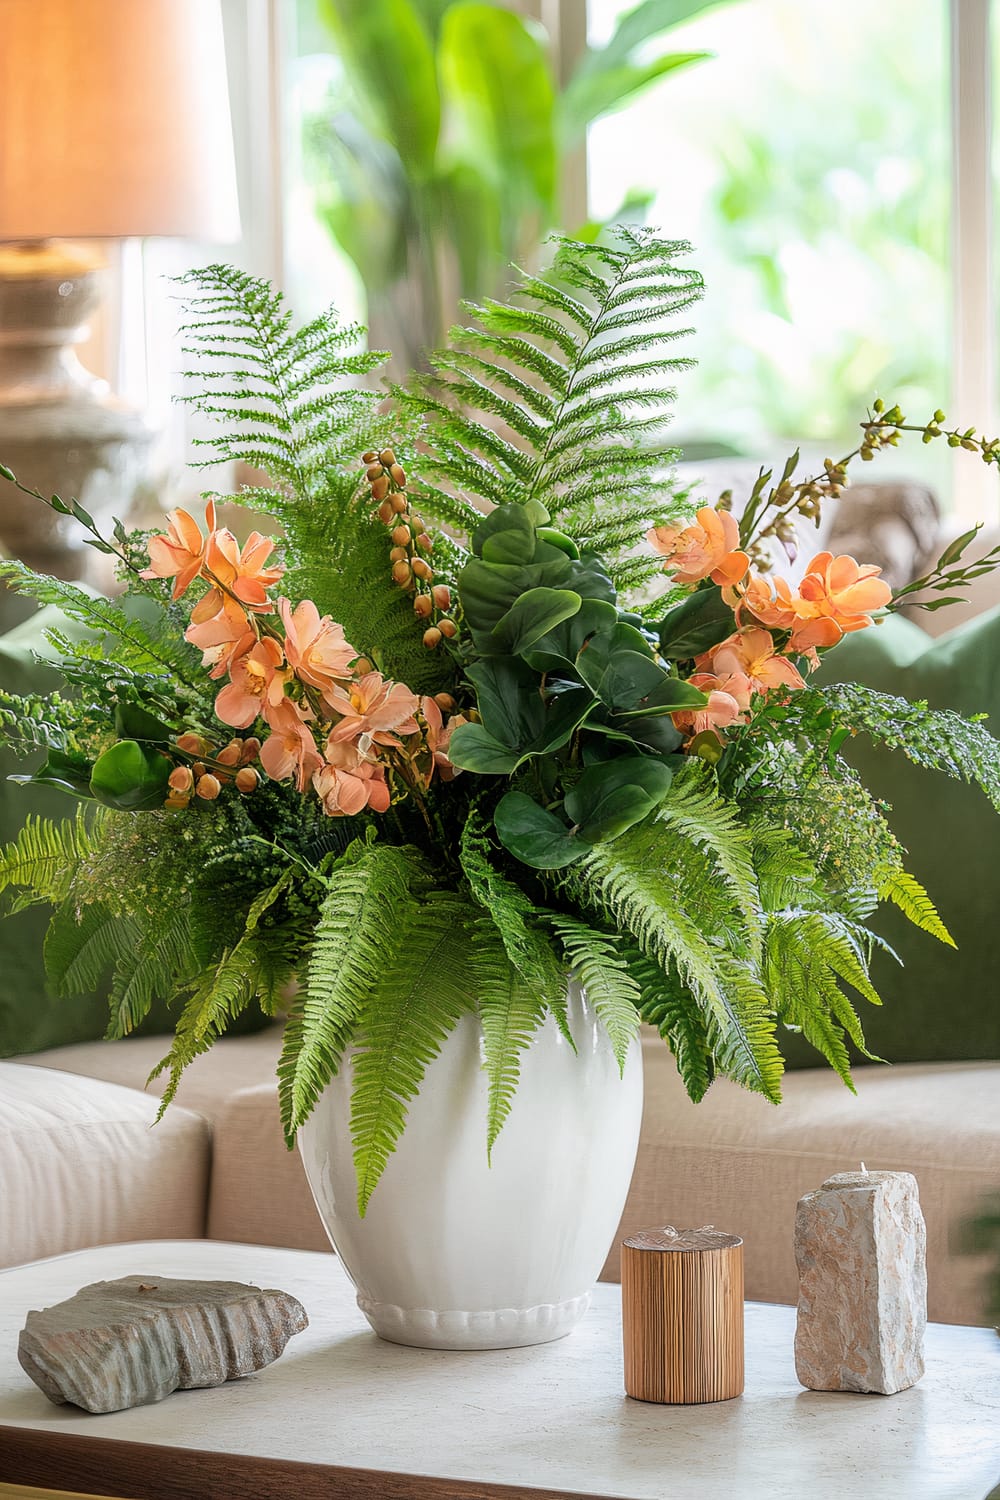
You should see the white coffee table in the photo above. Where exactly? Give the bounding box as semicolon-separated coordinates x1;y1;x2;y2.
0;1241;997;1500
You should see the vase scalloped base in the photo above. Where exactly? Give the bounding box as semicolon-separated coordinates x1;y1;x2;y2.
356;1290;592;1351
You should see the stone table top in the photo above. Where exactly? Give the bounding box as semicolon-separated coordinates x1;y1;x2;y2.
1;1241;998;1500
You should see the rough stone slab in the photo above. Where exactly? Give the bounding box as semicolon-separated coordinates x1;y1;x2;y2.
18;1275;308;1413
794;1170;926;1395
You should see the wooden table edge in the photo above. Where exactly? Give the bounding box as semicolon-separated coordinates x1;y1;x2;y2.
0;1429;620;1500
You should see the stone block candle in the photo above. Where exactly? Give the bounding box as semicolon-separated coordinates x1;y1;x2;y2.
794;1169;926;1395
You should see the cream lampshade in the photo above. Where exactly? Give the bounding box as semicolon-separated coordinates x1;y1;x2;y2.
0;0;240;574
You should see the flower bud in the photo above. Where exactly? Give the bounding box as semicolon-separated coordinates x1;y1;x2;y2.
362;450;378;464
192;761;207;778
410;512;425;530
389;545;407;562
371;477;390;502
217;741;241;767
240;737;261;764
392;560;413;585
379;448;396;467
438;617;457;638
168;766;194;793
391;492;408;514
378;500;394;524
422;626;442;648
431;584;451;610
390;464;406;486
392;524;411;547
366;464;384;482
433;692;456;712
235;767;259;794
177;732;205;755
196;774;222;800
414;594;433;618
416;533;433;552
412;557;433;581
354;657;374;675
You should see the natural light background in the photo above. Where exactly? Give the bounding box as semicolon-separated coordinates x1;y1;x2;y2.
587;0;950;490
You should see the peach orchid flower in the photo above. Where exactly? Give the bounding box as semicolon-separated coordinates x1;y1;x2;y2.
313;741;391;816
797;552;892;632
701;628;806;697
214;636;289;730
260;699;324;793
325;672;420;748
140;498;216;599
671;672;747;739
279;598;357;696
648;506;749;588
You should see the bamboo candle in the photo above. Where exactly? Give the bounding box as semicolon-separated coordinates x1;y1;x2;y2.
621;1226;744;1404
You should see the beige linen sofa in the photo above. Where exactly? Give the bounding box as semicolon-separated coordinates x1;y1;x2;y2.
4;1028;997;1327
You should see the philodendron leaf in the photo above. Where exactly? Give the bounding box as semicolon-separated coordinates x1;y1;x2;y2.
564;755;674;844
114;702;172;742
494;791;585;870
445;722;521;774
618;674;709;717
466;657;546;745
473;503;536;564
10;748;94;798
490;587;582;655
522;597;619;672
90;740;172;811
657;585;735;660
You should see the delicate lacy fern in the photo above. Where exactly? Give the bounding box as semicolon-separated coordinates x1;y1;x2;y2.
821;683;1000;812
398;228;702;592
469;919;548;1159
0;810;97;909
544;914;640;1074
105;906;200;1039
350;892;477;1215
277;842;423;1144
876;866;955;947
43;899;140;998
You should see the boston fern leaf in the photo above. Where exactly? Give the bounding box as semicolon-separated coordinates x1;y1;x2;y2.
278;842;423;1145
398;228;702;589
544;914;641;1075
876;865;955;947
350;893;478;1216
105;906;200;1039
469;919;548;1160
43;899;140;998
626;948;714;1103
563;789;782;1101
0;809;97;908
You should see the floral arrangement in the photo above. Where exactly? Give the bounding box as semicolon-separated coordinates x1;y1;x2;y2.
2;230;1000;1214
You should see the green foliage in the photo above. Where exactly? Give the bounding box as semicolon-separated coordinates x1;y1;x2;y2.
470;919;548;1159
544;915;640;1073
627;947;713;1101
0;809;97;909
399;229;702;589
350;891;475;1213
277;841;425;1144
876;866;954;948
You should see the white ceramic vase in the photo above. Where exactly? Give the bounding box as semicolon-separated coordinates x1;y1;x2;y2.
298;982;644;1351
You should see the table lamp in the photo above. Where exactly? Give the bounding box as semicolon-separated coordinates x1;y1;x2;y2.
0;0;240;574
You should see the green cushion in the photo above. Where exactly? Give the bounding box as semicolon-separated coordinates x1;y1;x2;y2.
0;600;267;1058
782;607;1000;1067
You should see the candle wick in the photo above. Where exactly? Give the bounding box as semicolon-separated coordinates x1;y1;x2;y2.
860;1161;869;1175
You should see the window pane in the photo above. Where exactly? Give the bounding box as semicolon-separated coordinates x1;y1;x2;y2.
588;0;950;486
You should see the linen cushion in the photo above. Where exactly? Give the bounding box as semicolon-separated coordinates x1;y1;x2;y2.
0;1062;211;1268
207;1081;327;1252
799;606;1000;1065
603;1037;1000;1326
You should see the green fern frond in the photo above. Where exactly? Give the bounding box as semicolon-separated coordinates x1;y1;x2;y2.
350;892;477;1215
876;865;955;946
822;682;1000;812
277;842;423;1145
627;948;714;1103
469;919;547;1160
399;229;702;582
543;914;640;1074
105;906;200;1039
0;809;97;908
43;899;140;998
658;764;761;948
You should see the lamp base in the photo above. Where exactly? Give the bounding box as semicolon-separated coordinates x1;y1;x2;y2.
0;242;153;577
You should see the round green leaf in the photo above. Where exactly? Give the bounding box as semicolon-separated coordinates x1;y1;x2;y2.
494;790;585;870
90;740;172;811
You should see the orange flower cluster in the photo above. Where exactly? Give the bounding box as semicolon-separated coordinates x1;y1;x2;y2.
142;502;464;817
363;448;458;649
647;507;893;747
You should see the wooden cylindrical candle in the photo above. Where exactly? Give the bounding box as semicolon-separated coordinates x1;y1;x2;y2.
621;1226;744;1404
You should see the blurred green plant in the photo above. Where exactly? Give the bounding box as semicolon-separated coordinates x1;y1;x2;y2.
961;1192;1000;1331
302;0;720;369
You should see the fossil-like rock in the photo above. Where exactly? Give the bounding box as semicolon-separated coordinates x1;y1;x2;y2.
794;1170;926;1395
18;1274;308;1413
